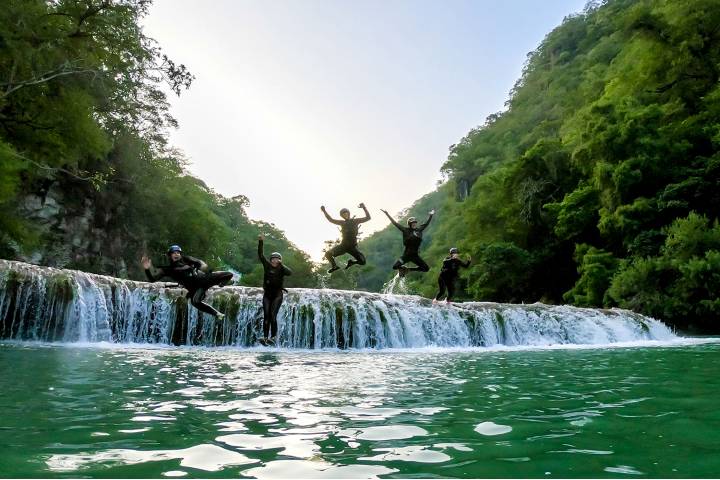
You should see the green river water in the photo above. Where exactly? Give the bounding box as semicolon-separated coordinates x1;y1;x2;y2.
1;341;719;478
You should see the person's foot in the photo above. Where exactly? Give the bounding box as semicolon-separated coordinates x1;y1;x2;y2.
344;261;355;270
445;300;452;305
328;265;340;274
216;312;226;321
432;298;438;305
268;336;277;345
258;337;268;346
398;265;408;277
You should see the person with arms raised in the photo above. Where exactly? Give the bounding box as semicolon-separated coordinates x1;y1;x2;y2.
321;203;371;273
142;245;233;320
257;234;292;346
381;209;434;276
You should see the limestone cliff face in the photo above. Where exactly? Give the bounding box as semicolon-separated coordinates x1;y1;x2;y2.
16;181;129;277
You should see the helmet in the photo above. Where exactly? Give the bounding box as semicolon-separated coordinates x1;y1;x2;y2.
340;208;350;216
270;252;282;261
407;216;418;226
167;244;182;254
449;247;459;254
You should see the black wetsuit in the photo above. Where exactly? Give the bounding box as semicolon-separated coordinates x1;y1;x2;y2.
145;255;233;317
435;256;471;301
388;214;433;272
258;240;292;339
326;218;367;269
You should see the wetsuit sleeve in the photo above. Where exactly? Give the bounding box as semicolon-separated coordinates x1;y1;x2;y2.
358;205;371;223
383;211;404;231
322;209;343;225
258;240;269;267
419;213;434;231
183;255;206;271
282;264;292;276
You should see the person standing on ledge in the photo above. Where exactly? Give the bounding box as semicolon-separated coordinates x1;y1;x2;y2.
258;234;292;346
381;208;434;276
141;245;233;320
433;247;471;304
321;202;371;273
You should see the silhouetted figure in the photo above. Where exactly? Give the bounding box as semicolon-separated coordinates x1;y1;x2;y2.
381;209;434;276
142;245;233;319
257;235;292;345
321;203;371;273
434;247;471;304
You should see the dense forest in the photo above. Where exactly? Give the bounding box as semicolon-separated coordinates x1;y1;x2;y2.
357;0;720;332
0;0;314;287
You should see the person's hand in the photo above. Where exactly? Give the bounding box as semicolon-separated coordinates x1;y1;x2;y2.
141;255;152;270
358;202;366;209
429;209;435;215
258;234;264;241
467;254;472;261
320;205;326;211
380;209;388;215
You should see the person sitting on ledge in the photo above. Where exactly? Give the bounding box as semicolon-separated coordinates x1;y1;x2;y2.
141;245;233;320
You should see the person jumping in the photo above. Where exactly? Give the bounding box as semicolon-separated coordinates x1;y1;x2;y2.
434;247;471;304
321;203;371;274
258;234;292;346
142;245;233;320
381;208;434;276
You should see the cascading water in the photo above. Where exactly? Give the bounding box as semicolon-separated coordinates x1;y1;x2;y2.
0;259;675;348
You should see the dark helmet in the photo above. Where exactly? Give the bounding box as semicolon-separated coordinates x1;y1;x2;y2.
270;252;282;261
340;208;350;216
167;244;182;254
449;247;459;254
407;216;418;226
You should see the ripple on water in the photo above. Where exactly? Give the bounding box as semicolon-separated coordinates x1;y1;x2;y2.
474;422;512;436
216;433;320;458
359;446;452;463
339;425;429;441
46;444;256;472
604;465;645;475
241;459;397;479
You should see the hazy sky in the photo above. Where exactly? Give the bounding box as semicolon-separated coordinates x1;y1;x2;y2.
143;0;586;260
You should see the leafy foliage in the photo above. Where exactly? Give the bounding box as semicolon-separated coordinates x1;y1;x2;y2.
0;0;314;286
360;0;720;331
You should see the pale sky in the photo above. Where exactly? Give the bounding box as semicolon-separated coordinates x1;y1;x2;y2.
143;0;587;260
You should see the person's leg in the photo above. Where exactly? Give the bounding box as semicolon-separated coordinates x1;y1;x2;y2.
325;244;345;272
262;294;272;339
191;288;221;317
434;276;447;301
208;271;234;287
345;247;366;269
446;278;457;302
269;291;284;339
405;253;430;272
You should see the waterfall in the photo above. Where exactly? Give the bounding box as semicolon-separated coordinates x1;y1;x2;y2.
0;260;675;348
